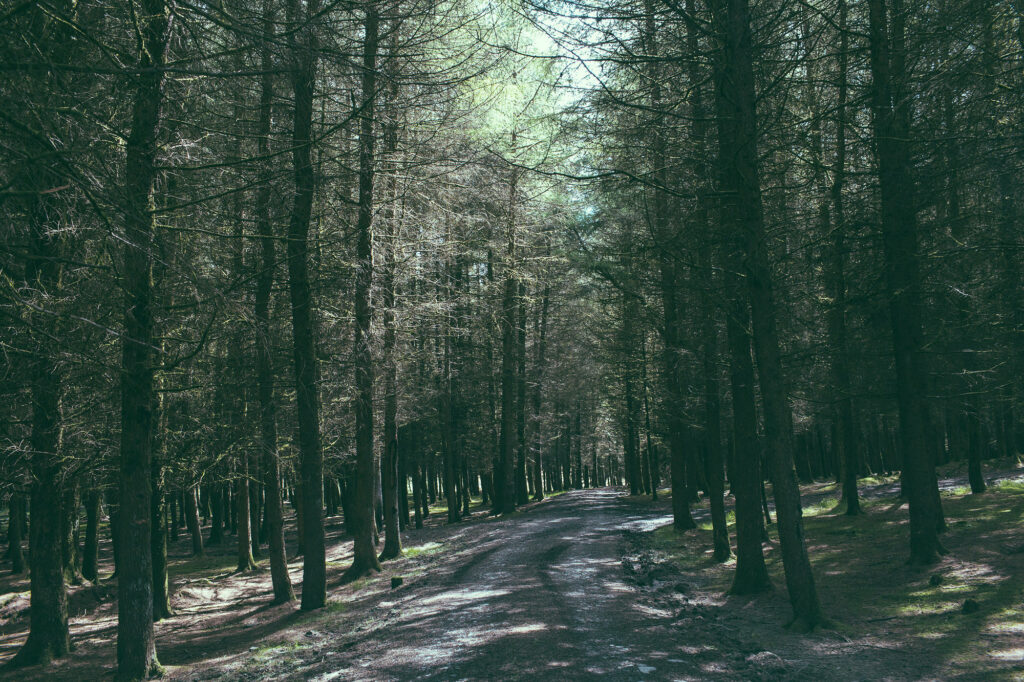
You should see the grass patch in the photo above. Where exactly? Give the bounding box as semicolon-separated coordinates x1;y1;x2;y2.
648;478;1024;678
403;542;444;559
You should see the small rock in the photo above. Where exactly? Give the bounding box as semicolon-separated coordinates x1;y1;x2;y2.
249;646;258;652
391;576;404;589
962;599;980;615
636;664;656;674
929;574;944;587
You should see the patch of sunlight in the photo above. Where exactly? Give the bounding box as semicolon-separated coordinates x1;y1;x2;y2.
602;579;637;594
680;645;716;655
859;474;899;486
936;583;973;594
917;631;950;640
253;640;310;662
990;648;1024;661
0;592;27;608
404;542;444;558
987;622;1024;635
323;600;347;614
897;600;961;616
993;479;1024;493
505;622;548;635
804;497;839;516
418;588;510;607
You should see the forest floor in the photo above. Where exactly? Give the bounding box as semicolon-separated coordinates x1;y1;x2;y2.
0;461;1022;680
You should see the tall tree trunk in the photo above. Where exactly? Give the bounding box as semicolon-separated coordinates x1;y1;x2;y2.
286;0;327;608
441;253;461;525
515;281;529;505
254;3;294;603
498;153;519;515
711;0;823;630
379;32;403;560
114;0;172;671
13;202;71;666
643;0;692;526
115;0;170;673
867;0;946;564
531;284;550;501
346;2;383;581
821;0;861;515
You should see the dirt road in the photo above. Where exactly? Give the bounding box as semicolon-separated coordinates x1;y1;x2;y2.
303;489;691;681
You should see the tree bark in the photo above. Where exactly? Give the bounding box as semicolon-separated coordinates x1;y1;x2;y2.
711;0;823;629
345;2;383;581
115;0;170;673
7;493;25;575
254;3;294;602
531;284;550;501
498;154;519;515
184;487;204;557
379;30;403;560
285;0;327;608
514;280;530;505
14;202;71;663
821;0;861;515
866;0;946;564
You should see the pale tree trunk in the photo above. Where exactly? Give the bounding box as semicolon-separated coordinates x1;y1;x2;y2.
531;283;550;501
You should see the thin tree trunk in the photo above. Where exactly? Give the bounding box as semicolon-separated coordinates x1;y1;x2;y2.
236;464;256;572
184;487;204;557
253;15;292;601
112;0;170;671
516;281;529;505
498;151;519;515
151;451;173;621
711;0;823;630
379;32;403;558
531;283;550;501
821;0;861;515
867;0;946;564
14;204;71;663
285;0;327;608
7;493;25;575
345;2;383;581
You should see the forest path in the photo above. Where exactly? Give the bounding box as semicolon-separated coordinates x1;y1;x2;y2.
307;489;692;681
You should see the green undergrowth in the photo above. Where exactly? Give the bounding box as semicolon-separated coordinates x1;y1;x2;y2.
649;478;1024;678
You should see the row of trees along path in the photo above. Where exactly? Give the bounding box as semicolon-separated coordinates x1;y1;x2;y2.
1;0;1022;676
